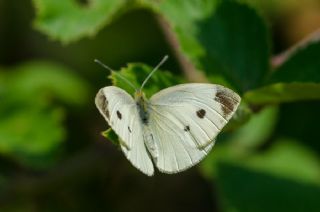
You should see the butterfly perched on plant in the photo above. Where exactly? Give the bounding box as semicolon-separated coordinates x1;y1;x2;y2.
95;56;240;176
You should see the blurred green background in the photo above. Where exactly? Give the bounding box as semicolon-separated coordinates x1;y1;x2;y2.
1;0;320;211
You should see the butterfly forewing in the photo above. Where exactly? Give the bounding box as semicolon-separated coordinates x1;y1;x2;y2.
148;83;240;173
95;86;154;176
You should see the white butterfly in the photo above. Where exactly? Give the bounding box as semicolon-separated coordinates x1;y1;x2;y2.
95;56;241;176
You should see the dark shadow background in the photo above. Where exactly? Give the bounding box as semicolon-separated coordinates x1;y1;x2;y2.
1;0;320;211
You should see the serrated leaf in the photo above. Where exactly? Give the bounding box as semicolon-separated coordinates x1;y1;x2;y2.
32;0;126;43
153;0;218;65
244;82;320;105
198;0;270;92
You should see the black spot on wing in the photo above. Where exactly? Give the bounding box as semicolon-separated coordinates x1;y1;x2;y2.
184;126;190;132
142;117;148;124
99;94;110;119
128;126;132;133
116;110;122;119
196;109;206;118
214;90;237;117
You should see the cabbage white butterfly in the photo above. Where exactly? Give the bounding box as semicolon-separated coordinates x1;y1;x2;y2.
95;56;240;176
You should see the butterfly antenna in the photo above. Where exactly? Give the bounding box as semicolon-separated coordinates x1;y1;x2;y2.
140;55;169;91
94;59;138;91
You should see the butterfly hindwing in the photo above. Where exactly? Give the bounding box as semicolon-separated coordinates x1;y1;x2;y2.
148;83;241;173
95;86;154;176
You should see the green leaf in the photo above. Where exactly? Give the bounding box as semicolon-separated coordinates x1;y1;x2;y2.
200;106;278;178
154;0;271;91
275;101;320;154
0;61;90;169
245;41;320;104
0;107;65;168
228;106;278;150
217;161;320;212
214;139;320;212
8;61;91;106
102;128;120;146
269;41;320;83
198;0;270;92
110;63;183;98
153;0;218;65
32;0;126;43
242;140;320;185
244;82;320;104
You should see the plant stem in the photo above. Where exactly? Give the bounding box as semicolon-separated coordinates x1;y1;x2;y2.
154;14;208;82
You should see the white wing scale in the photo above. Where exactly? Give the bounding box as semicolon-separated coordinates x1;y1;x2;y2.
96;83;240;175
95;86;154;176
147;83;240;173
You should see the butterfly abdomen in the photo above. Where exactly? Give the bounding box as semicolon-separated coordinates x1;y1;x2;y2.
143;128;159;159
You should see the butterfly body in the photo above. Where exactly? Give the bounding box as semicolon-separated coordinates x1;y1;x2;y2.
135;91;150;125
96;83;240;176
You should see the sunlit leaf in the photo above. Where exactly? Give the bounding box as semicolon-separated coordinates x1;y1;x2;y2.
110;63;183;98
8;61;91;106
154;1;271;92
152;0;218;65
32;0;126;43
244;82;320;104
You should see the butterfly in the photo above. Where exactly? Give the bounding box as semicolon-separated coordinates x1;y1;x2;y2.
95;56;241;176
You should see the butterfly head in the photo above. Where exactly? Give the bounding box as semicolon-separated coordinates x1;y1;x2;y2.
134;90;149;118
95;55;168;102
134;90;147;103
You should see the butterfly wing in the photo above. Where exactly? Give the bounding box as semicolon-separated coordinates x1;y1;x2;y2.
95;86;154;176
147;83;240;173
